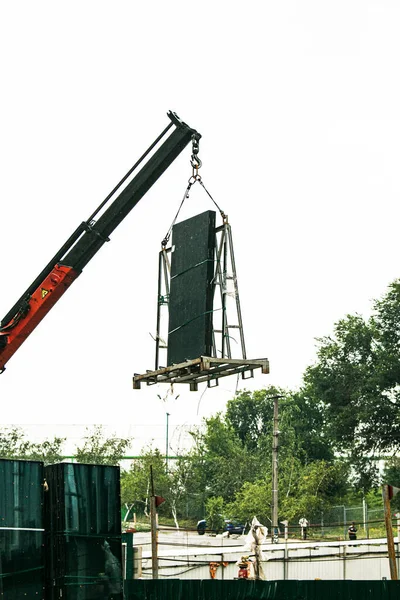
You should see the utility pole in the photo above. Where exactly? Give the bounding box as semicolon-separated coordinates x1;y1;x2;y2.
271;395;283;544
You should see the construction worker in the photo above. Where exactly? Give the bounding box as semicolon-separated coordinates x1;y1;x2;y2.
299;517;309;540
348;522;357;540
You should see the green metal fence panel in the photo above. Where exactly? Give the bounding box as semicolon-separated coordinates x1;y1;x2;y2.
0;458;45;599
123;579;400;600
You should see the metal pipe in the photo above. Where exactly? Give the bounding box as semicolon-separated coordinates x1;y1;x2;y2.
155;250;163;370
227;224;246;359
221;224;228;358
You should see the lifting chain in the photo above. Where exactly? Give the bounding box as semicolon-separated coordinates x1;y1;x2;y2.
161;135;226;248
189;133;202;183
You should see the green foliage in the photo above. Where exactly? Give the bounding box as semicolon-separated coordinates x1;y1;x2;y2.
227;386;333;464
205;496;225;532
0;425;131;467
303;279;400;460
281;460;349;521
121;447;169;512
0;427;34;459
24;437;66;466
364;487;385;509
0;426;65;466
75;425;131;465
383;457;400;511
196;413;257;502
120;446;196;525
200;278;400;522
227;457;348;526
227;479;271;525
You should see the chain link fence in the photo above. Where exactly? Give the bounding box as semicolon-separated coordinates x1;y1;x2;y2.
287;503;388;540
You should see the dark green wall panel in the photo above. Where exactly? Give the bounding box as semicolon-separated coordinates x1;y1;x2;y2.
167;210;216;365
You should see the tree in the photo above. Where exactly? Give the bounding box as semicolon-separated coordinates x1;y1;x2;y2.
382;457;400;511
227;479;271;526
75;425;131;465
183;387;344;528
0;426;65;465
228;457;349;527
194;413;259;502
303;279;400;459
25;437;65;466
120;446;194;528
121;447;170;515
281;459;349;521
226;385;333;464
205;496;225;533
0;427;33;459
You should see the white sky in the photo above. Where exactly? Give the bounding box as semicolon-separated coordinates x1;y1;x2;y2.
1;1;400;456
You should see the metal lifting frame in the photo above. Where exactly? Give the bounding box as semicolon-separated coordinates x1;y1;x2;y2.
155;217;245;369
213;219;247;362
133;217;269;391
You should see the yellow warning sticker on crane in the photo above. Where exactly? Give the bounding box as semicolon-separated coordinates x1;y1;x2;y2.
41;288;49;299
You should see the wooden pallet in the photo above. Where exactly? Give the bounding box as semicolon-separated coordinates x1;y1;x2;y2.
133;356;269;391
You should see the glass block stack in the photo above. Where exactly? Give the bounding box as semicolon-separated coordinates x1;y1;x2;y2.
45;463;122;600
0;459;45;599
167;210;217;365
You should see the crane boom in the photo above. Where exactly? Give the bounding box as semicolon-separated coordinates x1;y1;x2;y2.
0;111;200;372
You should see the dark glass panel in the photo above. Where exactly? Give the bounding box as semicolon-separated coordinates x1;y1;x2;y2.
63;464;121;535
45;463;121;536
0;458;45;599
47;534;122;600
0;459;44;529
168;210;216;365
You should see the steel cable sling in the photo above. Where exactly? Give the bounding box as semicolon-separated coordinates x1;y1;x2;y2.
161;135;226;249
160;136;227;340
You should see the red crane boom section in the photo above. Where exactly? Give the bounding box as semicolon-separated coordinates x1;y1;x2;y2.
0;265;79;371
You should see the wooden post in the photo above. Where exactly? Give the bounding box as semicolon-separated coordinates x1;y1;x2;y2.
383;484;398;580
150;466;158;579
395;512;400;580
271;395;282;543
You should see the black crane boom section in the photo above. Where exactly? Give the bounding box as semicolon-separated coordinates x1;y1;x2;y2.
0;111;200;372
63;112;199;272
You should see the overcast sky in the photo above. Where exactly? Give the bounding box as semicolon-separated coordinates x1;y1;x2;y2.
1;1;399;455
